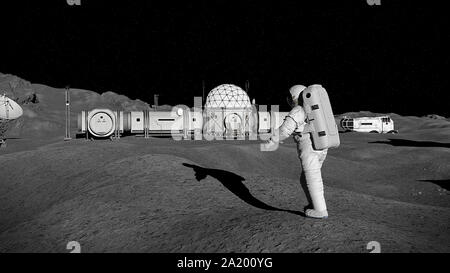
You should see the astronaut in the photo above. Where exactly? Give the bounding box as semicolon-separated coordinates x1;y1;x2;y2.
263;85;329;219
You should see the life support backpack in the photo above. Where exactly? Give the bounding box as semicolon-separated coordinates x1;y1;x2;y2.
302;84;340;150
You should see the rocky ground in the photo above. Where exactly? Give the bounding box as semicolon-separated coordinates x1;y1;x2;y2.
0;132;449;253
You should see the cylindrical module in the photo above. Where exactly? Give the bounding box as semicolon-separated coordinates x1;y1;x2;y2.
87;109;116;138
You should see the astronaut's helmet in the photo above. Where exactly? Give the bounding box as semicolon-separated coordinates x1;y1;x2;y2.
287;85;306;108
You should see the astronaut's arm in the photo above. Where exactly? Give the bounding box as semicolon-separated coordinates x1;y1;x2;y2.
274;116;298;142
263;115;298;147
261;108;305;151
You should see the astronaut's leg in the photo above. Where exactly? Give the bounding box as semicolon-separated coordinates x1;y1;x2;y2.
303;164;327;211
299;170;313;209
299;142;328;218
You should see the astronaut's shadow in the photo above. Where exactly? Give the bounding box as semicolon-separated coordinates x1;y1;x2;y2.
182;163;305;217
369;138;450;148
419;179;450;191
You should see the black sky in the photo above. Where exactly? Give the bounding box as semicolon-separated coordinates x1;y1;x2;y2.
1;0;448;116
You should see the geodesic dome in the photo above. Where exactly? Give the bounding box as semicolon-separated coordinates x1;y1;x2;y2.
205;84;251;109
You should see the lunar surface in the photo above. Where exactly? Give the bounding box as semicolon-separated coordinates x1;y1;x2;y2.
0;73;449;252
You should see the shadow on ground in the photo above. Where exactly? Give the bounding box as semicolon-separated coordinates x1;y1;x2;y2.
182;163;304;216
369;139;450;148
419;179;450;191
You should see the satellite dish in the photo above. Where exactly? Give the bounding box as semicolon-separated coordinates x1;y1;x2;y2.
0;94;23;120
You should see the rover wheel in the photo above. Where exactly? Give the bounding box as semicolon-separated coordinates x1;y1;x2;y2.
370;130;379;133
387;130;398;134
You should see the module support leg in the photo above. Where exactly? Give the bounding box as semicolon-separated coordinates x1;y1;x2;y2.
144;110;150;139
85;110;89;140
113;110;120;140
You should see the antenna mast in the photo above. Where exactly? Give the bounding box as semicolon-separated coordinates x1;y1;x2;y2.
202;80;205;106
64;86;72;141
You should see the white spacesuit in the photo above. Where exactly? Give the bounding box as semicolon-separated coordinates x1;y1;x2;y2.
263;85;329;219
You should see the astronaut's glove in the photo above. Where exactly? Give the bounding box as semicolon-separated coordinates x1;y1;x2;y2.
260;138;279;152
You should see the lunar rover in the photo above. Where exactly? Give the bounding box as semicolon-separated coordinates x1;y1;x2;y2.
340;116;398;134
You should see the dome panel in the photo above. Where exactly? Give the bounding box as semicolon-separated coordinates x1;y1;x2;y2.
205;84;251;109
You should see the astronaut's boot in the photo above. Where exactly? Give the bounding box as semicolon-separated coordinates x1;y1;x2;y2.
304;168;328;219
305;208;328;219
